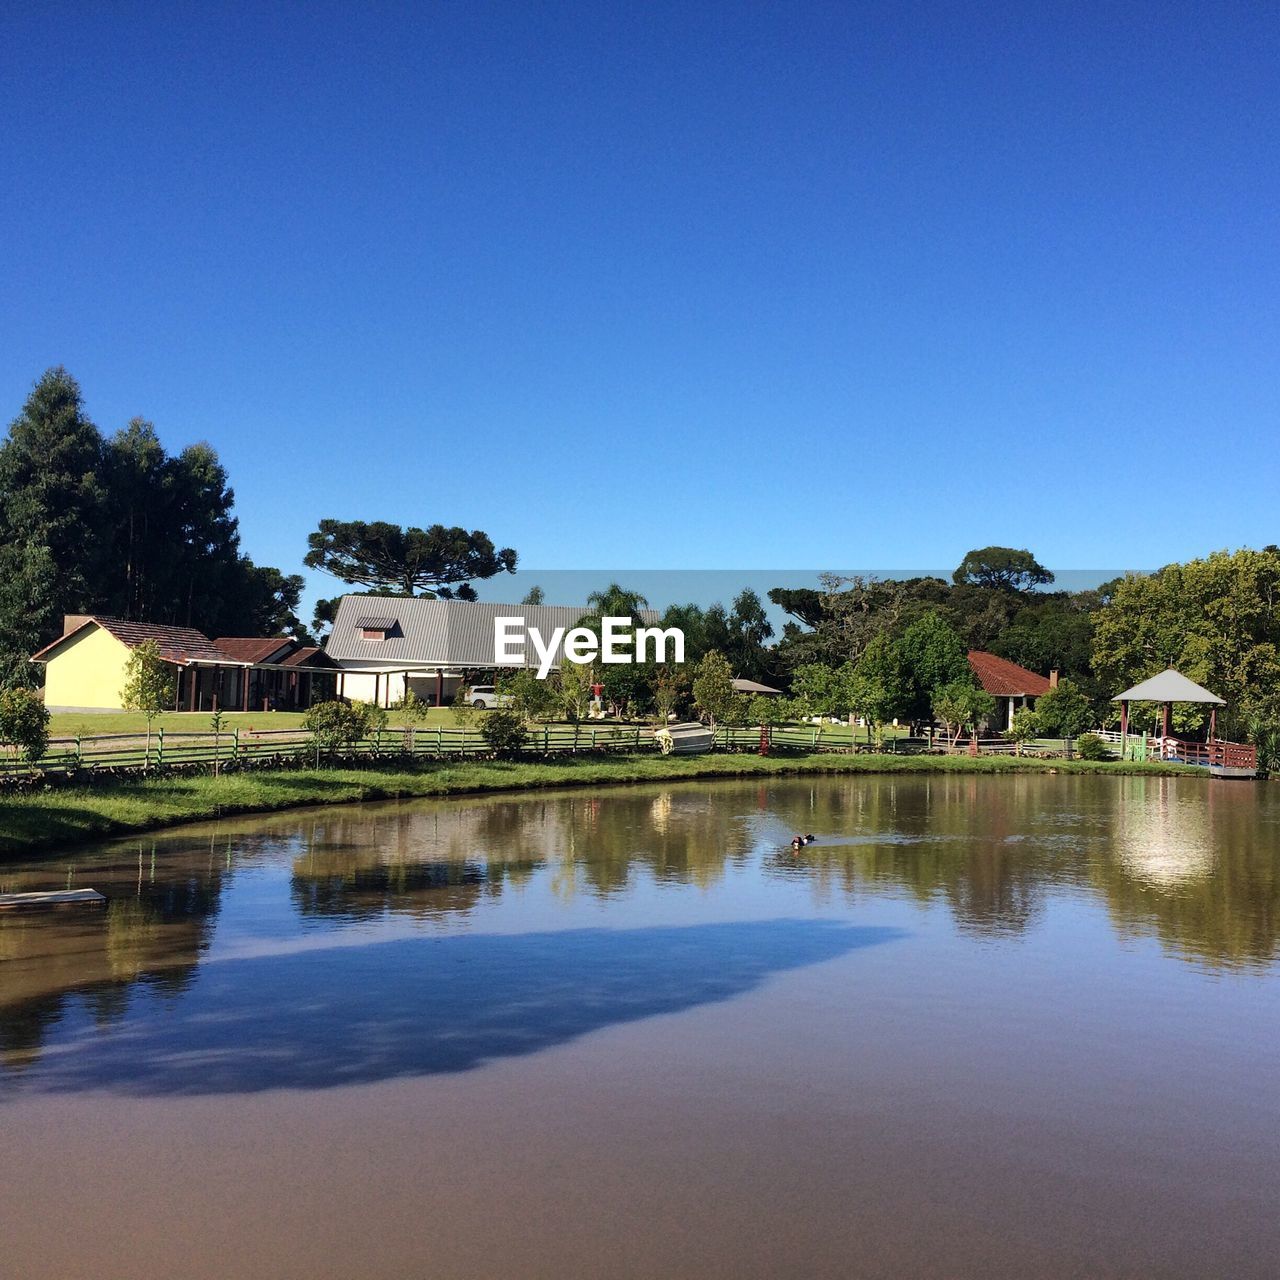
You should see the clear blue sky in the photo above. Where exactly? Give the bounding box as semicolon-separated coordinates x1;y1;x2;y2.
3;1;1277;609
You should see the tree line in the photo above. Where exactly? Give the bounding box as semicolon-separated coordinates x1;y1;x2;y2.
5;366;1277;757
459;546;1279;758
0;367;307;686
299;510;1280;752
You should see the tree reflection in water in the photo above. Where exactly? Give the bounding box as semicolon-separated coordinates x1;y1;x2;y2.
1;774;1278;1081
0;834;231;1071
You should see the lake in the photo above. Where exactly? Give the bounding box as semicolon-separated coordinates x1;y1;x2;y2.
2;773;1278;1278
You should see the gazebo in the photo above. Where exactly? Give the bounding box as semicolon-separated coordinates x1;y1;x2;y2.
1113;669;1255;776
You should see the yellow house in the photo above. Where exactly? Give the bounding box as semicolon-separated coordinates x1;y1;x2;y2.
35;620;132;711
31;616;336;712
32;616;243;712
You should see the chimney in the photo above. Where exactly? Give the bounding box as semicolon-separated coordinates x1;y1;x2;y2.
1049;669;1059;688
63;614;93;635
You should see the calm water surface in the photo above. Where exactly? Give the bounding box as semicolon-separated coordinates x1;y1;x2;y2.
2;773;1278;1279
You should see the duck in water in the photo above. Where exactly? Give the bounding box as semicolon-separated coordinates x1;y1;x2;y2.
789;833;816;849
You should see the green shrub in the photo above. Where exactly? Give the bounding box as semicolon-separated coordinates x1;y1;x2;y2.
303;700;377;755
0;687;50;763
500;669;558;721
748;694;786;726
1003;707;1041;754
1075;732;1112;760
1255;726;1279;775
1035;679;1094;738
479;708;528;756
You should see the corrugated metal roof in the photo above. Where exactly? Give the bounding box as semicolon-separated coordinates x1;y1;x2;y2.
356;616;399;630
327;596;659;669
967;650;1051;697
1112;669;1225;704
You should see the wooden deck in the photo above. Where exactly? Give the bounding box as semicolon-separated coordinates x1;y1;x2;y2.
1155;738;1259;775
1207;763;1259;780
0;888;106;910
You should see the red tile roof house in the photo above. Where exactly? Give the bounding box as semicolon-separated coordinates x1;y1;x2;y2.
966;650;1054;732
31;615;336;713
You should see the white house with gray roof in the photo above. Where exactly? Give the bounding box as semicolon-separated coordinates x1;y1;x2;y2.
325;595;659;707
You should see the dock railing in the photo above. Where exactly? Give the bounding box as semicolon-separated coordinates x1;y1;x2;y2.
1089;729;1257;772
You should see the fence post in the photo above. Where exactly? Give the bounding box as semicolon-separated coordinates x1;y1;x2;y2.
156;728;164;769
233;728;240;763
75;734;82;769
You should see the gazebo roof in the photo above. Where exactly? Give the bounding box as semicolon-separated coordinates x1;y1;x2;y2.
1112;669;1225;705
732;677;783;695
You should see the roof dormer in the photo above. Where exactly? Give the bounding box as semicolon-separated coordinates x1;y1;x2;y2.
358;616;400;640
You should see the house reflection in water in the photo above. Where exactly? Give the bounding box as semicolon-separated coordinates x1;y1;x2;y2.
2;776;1278;1080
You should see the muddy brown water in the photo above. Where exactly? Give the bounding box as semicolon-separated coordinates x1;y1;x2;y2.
2;773;1278;1279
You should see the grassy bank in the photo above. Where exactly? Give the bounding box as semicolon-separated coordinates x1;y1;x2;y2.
0;751;1204;860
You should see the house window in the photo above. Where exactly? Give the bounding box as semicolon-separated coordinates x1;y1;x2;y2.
357;616;398;641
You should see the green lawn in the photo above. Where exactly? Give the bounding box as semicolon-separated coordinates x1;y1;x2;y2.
46;706;464;739
0;751;1203;860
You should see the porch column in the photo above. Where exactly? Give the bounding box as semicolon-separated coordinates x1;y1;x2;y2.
436;669;443;708
1209;706;1217;741
1008;697;1016;730
373;672;380;707
188;665;197;711
1120;700;1129;753
1162;701;1172;738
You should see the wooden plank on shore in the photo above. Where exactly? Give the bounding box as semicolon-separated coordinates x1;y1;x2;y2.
0;889;107;910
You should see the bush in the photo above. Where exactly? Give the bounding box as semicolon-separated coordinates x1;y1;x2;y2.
1075;732;1112;761
0;687;50;764
479;708;528;756
931;679;996;743
1253;725;1279;775
1003;707;1041;754
303;700;378;754
498;669;558;721
748;694;786;726
1035;679;1094;738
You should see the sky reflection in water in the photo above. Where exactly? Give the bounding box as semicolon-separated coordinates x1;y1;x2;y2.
2;772;1278;1096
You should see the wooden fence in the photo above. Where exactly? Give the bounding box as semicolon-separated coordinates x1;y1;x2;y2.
704;727;1078;757
0;723;660;783
0;722;1142;786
